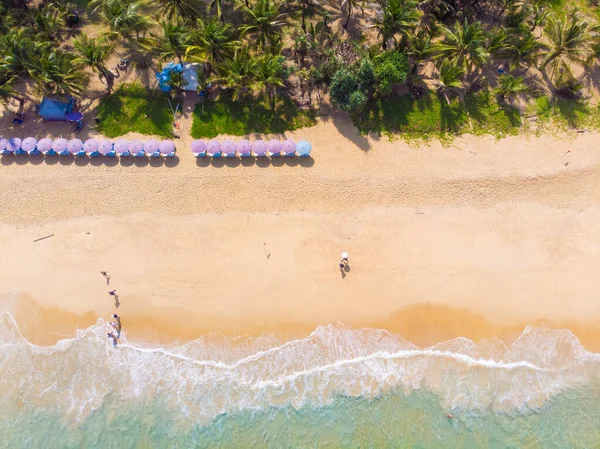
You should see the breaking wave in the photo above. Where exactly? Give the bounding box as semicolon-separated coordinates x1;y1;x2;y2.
0;309;599;426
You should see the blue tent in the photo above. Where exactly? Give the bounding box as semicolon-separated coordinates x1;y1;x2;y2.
38;97;73;121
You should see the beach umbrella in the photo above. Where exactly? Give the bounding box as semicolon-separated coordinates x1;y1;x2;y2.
114;139;129;156
8;137;22;154
37;138;53;154
98;140;113;156
52;138;68;155
221;139;236;157
0;138;8;155
84;139;99;155
252;140;267;157
159;139;175;155
296;140;312;157
21;137;37;153
191;139;207;157
236;139;252;157
282;139;296;156
68;138;83;155
267;139;282;156
207;139;221;157
144;139;159;156
129;140;144;156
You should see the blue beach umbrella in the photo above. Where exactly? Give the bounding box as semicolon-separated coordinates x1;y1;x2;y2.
296;140;311;157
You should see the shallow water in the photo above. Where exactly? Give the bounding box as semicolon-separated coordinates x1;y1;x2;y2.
1;307;599;448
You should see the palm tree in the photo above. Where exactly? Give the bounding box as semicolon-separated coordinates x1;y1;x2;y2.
0;29;45;77
254;54;286;109
538;11;593;82
437;59;464;104
31;50;89;97
0;4;15;34
215;47;256;100
493;74;527;103
186;17;238;73
152;0;200;21
90;0;152;41
506;32;539;70
74;33;116;93
406;29;433;74
32;3;65;41
435;19;490;75
240;0;289;49
0;75;26;111
151;21;188;65
418;0;454;32
371;0;420;50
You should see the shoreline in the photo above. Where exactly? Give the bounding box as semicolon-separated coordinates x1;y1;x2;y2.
1;121;599;352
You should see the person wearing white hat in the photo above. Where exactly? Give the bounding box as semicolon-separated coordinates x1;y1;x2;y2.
341;252;349;264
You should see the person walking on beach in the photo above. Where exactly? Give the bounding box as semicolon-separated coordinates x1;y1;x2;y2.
108;290;119;307
110;314;122;337
341;252;349;265
101;271;111;285
107;332;118;347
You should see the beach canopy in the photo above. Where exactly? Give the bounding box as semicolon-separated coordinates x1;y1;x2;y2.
207;140;221;156
8;138;22;152
21;137;37;152
52;138;68;153
84;139;99;154
37;138;53;153
159;140;175;155
114;139;129;155
98;140;113;155
68;138;83;154
130;140;144;155
221;139;236;156
296;140;312;156
144;139;159;154
282;140;296;156
38;97;73;120
252;140;267;156
267;139;282;156
236;139;251;156
191;140;206;156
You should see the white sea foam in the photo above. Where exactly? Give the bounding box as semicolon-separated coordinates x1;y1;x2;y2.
0;309;599;425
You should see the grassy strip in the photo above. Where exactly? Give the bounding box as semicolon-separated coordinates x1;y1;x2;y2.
96;83;173;138
531;96;600;132
352;90;522;142
191;91;316;139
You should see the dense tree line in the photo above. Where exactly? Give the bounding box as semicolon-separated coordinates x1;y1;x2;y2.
1;0;600;114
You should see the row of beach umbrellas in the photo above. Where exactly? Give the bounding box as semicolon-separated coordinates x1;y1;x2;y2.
0;137;177;157
191;139;312;158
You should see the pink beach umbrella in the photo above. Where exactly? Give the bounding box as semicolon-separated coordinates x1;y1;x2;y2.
236;139;252;157
221;139;236;157
98;140;113;155
68;138;83;155
267;139;282;157
282;139;296;156
159;139;175;156
129;140;144;156
114;139;129;156
8;137;22;153
144;139;159;156
84;139;99;155
52;138;68;154
37;138;53;154
191;139;207;157
0;138;7;154
252;140;267;157
21;137;37;153
207;139;221;157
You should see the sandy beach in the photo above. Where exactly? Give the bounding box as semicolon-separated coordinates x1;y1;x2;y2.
1;118;599;349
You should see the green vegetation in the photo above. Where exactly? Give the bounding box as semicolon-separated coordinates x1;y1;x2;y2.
2;0;600;142
353;91;521;141
96;83;173;137
190;91;315;138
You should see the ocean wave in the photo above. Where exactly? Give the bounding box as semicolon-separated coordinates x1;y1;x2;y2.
0;309;599;425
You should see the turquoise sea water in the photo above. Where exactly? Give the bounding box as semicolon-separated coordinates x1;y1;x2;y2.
1;307;600;448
